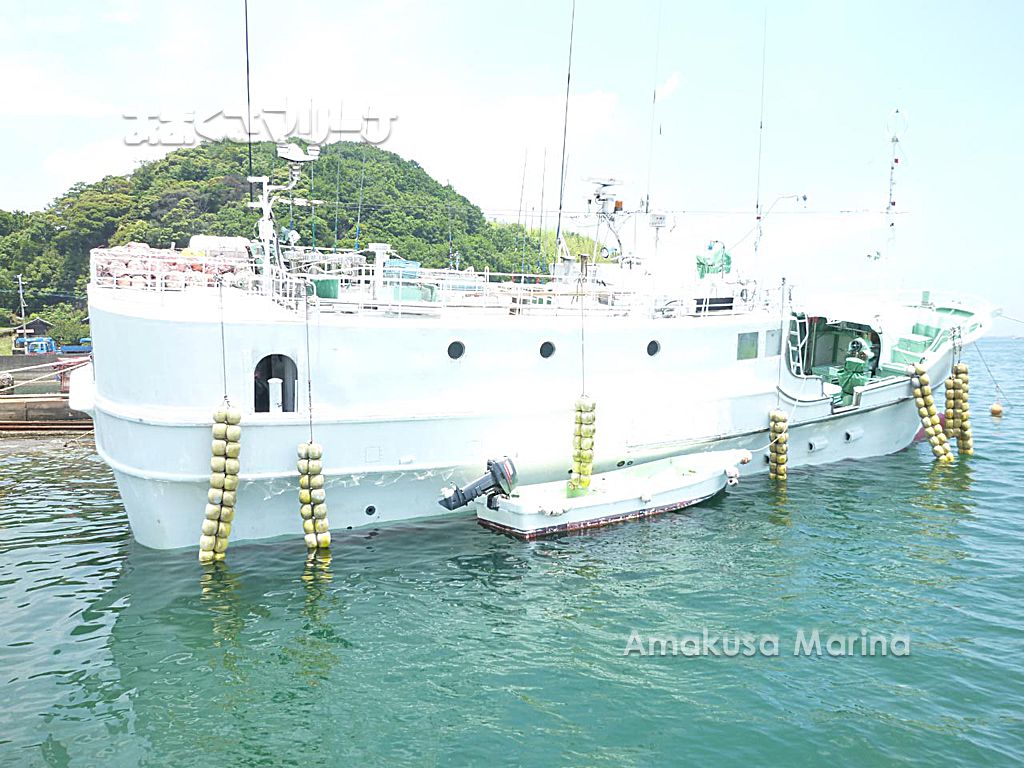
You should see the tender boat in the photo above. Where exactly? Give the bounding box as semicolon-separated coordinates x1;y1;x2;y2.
438;450;752;539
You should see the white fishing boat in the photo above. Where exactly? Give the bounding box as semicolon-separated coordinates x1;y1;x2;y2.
68;143;995;550
439;450;753;539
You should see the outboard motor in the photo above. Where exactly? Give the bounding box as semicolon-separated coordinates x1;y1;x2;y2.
439;457;518;511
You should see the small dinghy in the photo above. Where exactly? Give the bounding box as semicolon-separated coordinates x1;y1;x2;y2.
439;450;752;539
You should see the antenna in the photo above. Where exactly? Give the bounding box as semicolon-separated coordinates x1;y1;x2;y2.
645;0;664;214
354;133;368;251
537;147;547;269
333;149;341;251
515;149;528;264
310;156;316;249
876;107;908;264
447;180;455;269
244;0;254;202
554;0;576;258
886;108;907;234
753;10;768;259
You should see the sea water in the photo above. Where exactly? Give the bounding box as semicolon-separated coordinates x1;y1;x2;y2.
1;340;1022;766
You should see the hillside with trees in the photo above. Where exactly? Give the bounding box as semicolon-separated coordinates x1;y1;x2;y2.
0;140;595;342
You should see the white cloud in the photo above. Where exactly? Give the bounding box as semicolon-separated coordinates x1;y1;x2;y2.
0;53;117;118
103;0;140;25
41;139;169;200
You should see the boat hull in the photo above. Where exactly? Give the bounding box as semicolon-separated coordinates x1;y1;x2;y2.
78;283;987;549
94;394;922;549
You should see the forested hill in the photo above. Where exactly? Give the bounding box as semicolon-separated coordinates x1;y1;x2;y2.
0;139;589;317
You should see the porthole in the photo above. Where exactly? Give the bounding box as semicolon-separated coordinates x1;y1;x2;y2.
647;340;660;356
365;505;376;516
540;341;556;358
447;341;465;360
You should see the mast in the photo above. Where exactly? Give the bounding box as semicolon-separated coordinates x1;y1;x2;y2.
885;107;906;259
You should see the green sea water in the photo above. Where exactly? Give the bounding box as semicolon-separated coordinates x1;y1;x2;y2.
2;339;1022;767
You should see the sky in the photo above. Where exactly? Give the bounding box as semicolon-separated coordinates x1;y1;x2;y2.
2;0;1022;335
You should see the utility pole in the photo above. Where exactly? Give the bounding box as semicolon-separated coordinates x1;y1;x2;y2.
16;274;27;353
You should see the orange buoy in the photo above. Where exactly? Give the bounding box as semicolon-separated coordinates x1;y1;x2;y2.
991;402;1004;417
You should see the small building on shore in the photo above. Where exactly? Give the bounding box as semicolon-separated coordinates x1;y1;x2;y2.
19;318;53;338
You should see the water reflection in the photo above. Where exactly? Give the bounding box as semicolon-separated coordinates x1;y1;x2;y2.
3;340;1021;765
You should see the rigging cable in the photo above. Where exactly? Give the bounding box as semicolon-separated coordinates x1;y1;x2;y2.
972;341;1012;408
577;261;587;396
244;0;254;202
644;0;664;214
218;278;229;401
303;291;315;442
537;147;547;271
753;10;768;259
515;150;528;276
447;180;455;269
774;278;787;408
554;0;576;255
334;150;341;250
310;158;316;250
354;136;368;250
0;363;89;394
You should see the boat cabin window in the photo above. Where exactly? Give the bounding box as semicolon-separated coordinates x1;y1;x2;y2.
254;354;298;413
801;319;880;378
737;332;759;360
765;329;782;357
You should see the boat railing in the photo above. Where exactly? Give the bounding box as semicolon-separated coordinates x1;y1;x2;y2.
89;245;310;310
90;243;772;319
295;262;656;317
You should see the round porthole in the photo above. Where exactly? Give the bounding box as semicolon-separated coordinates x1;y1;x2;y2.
365;505;376;516
647;340;661;356
540;341;556;358
447;341;465;360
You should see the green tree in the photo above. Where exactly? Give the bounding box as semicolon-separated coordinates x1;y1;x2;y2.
0;138;602;317
38;303;88;346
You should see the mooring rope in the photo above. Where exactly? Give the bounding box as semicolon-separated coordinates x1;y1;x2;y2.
303;290;315;442
0;363;89;394
576;261;587;396
217;278;229;402
0;359;89;377
972;341;1012;407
